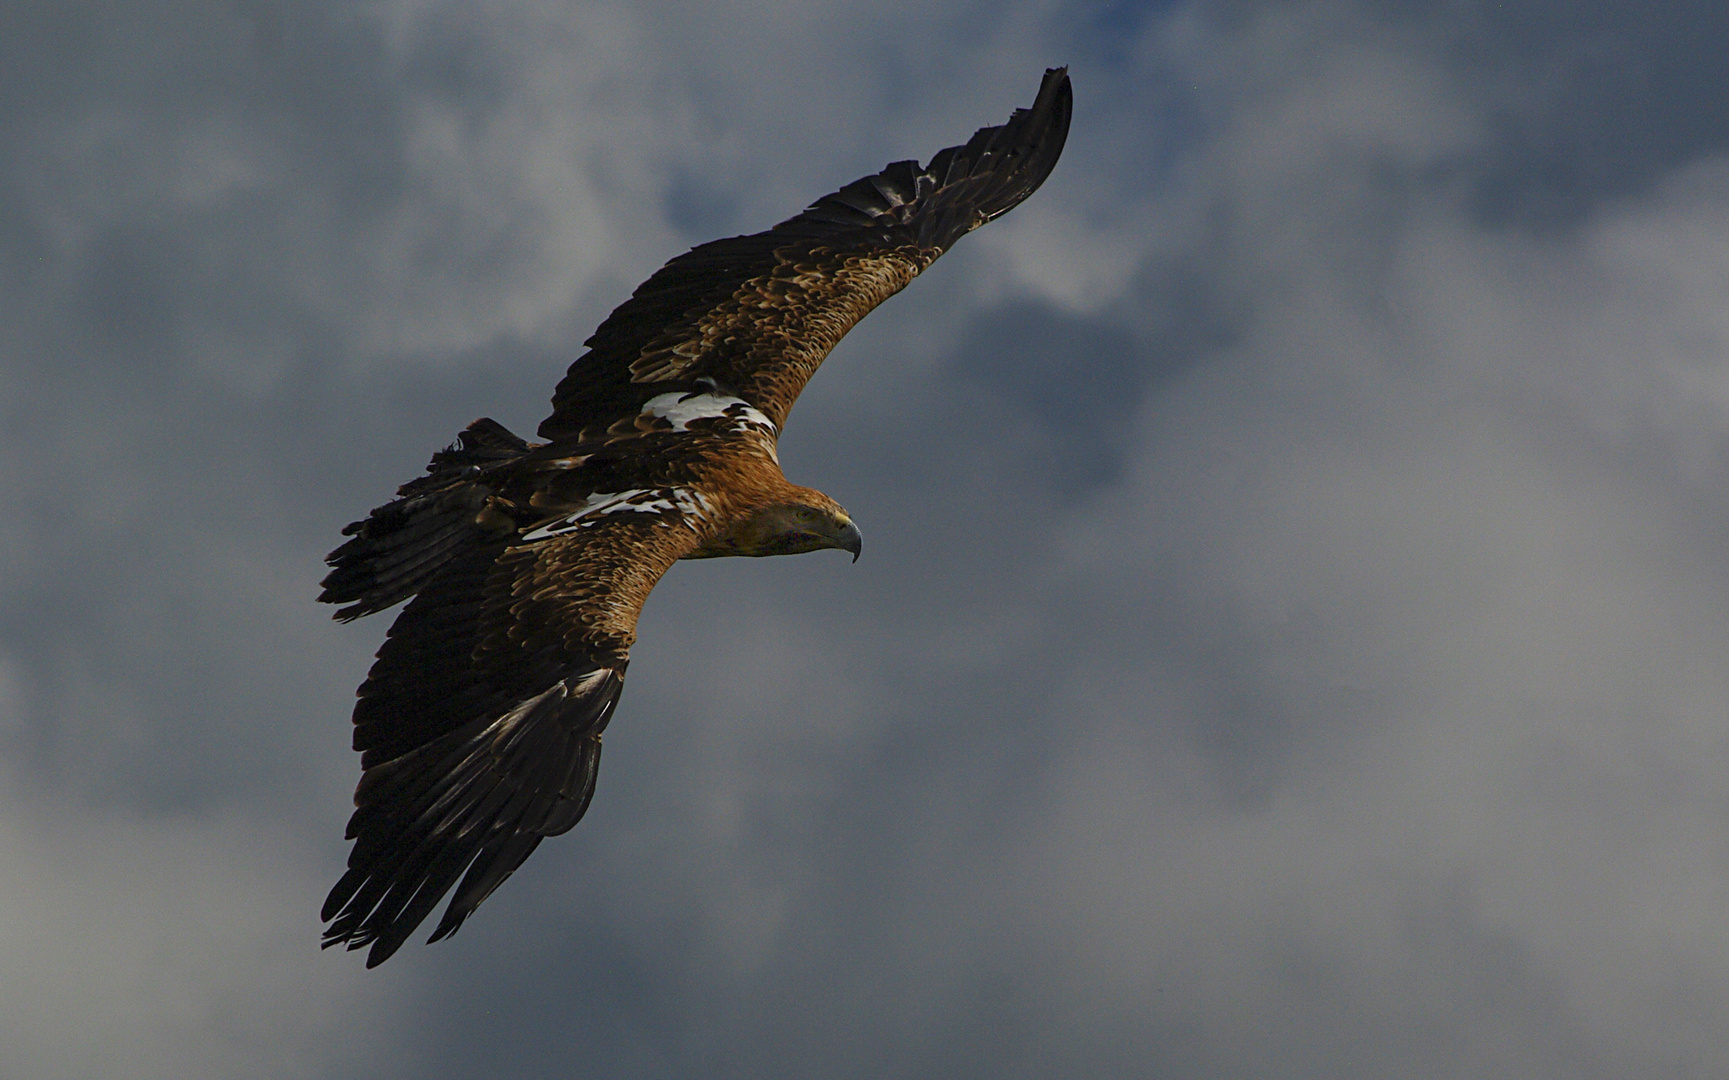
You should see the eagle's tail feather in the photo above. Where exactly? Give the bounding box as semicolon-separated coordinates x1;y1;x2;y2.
319;418;531;621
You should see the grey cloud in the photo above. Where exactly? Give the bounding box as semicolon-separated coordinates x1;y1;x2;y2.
6;1;1729;1078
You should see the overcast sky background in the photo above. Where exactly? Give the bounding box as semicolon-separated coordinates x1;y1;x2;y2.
5;1;1729;1076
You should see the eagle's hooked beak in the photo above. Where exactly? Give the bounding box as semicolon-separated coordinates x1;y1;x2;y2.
835;520;862;562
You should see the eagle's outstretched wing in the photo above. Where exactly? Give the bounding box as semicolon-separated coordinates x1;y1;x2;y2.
539;67;1072;440
322;501;707;968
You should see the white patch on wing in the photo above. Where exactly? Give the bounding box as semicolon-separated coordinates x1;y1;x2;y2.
640;385;777;436
521;488;713;542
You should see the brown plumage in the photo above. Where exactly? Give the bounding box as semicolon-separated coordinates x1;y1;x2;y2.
319;69;1072;966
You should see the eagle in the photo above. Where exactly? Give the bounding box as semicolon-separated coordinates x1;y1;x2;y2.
320;69;1072;966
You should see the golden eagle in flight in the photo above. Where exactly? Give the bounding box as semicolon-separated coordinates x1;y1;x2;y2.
320;69;1072;966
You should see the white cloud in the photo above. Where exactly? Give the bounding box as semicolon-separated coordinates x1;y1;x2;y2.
0;785;407;1080
9;0;1729;1076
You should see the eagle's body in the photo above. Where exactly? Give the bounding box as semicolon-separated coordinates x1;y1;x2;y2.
321;70;1072;966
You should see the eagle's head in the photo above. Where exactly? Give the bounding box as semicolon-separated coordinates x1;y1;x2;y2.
691;489;862;561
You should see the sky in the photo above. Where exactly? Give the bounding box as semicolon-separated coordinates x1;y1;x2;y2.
4;1;1729;1076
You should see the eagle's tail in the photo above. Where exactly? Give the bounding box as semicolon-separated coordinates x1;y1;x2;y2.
319;418;531;622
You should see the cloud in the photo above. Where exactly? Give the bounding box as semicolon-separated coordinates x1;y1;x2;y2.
0;776;406;1080
5;0;1729;1077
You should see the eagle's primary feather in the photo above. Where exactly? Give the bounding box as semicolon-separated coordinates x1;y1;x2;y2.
321;69;1072;966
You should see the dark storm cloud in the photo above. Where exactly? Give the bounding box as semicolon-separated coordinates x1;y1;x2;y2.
5;1;1729;1078
1444;0;1729;227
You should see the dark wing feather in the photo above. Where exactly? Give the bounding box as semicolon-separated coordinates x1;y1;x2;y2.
539;67;1072;439
319;418;534;621
322;509;701;967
